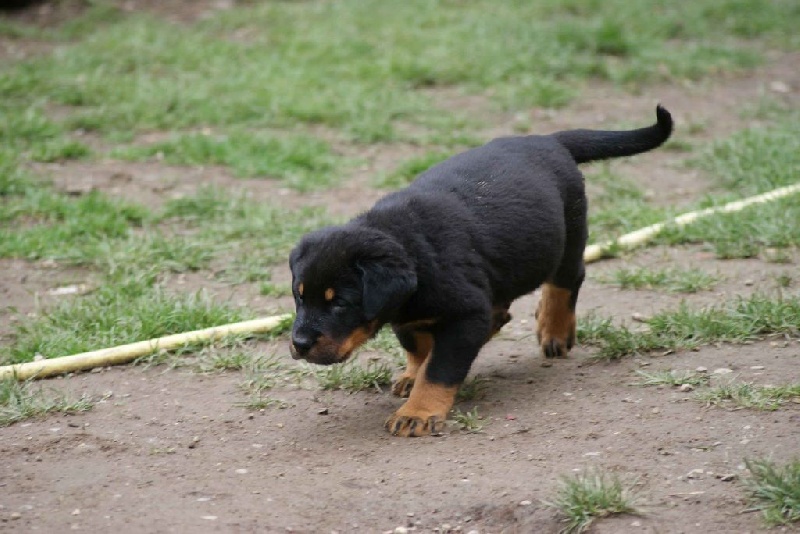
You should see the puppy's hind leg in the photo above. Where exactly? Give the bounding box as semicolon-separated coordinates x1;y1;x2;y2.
536;196;587;358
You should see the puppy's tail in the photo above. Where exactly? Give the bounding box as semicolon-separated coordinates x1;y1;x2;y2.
554;105;673;164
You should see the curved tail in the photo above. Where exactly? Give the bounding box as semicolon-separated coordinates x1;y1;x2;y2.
554;105;673;164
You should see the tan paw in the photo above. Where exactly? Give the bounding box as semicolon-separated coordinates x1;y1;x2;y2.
384;413;446;437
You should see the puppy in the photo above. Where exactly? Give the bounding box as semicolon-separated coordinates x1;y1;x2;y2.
289;106;673;437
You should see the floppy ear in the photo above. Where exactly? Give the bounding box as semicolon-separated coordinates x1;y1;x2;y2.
359;261;417;320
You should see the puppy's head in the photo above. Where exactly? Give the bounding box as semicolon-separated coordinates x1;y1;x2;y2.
289;225;417;365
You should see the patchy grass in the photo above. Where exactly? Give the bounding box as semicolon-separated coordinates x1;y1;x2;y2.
1;0;796;163
586;165;670;245
450;406;486;433
659;116;800;258
315;359;394;393
696;382;800;410
113;131;341;190
0;378;95;427
545;469;640;534
579;294;800;360
0;282;249;364
743;458;800;527
376;150;456;189
596;266;720;293
457;375;491;402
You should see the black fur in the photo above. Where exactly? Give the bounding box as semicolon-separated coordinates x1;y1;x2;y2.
289;106;673;385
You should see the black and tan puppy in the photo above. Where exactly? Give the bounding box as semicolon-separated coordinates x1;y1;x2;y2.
289;106;673;437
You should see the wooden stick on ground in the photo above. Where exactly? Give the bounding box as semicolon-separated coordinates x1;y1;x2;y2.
583;182;800;263
0;314;292;381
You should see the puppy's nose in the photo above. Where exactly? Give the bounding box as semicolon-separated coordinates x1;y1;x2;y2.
292;333;315;354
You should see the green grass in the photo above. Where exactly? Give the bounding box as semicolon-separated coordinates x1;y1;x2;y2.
0;378;95;427
586;165;670;245
0;281;249;364
1;0;796;158
658;116;800;258
450;406;486;433
376;150;456;188
315;359;394;393
596;266;720;293
545;469;640;534
112;131;340;190
743;458;800;526
457;375;490;402
578;293;800;360
697;382;800;411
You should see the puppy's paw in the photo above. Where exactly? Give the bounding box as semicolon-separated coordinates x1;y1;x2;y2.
392;375;415;398
536;285;576;359
539;330;575;358
384;413;446;437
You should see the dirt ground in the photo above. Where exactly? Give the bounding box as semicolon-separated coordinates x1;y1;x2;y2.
2;3;800;533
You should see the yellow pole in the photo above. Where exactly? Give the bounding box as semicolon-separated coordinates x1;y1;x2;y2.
583;183;800;263
0;314;292;381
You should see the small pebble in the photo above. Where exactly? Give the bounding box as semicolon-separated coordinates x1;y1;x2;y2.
719;474;736;482
519;500;532;506
202;516;218;521
679;384;694;392
695;366;708;373
10;512;21;520
713;368;733;375
393;527;408;534
317;408;329;416
72;509;80;516
750;365;765;370
235;468;248;474
770;80;790;93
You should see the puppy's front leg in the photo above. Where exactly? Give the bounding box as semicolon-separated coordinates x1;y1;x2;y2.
385;316;489;437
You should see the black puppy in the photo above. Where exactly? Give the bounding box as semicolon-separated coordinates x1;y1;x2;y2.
290;106;673;437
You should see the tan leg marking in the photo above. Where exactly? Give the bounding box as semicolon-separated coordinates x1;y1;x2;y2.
535;283;576;358
392;331;432;398
385;357;457;437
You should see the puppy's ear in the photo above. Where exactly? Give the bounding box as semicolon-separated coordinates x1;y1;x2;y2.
359;261;417;320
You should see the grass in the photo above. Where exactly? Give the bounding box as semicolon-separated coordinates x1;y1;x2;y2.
457;375;491;402
743;458;800;526
450;406;485;433
112;131;341;190
0;282;249;364
376;150;456;189
578;293;800;360
0;378;95;427
657;115;800;258
545;469;640;534
315;359;394;393
696;382;800;411
1;0;796;167
596;266;720;293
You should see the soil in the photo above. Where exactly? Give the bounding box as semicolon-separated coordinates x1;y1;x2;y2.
2;5;800;533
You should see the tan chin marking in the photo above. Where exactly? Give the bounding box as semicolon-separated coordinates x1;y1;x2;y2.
337;321;379;358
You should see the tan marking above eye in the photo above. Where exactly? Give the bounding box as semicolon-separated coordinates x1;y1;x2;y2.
298;283;304;296
324;288;335;301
